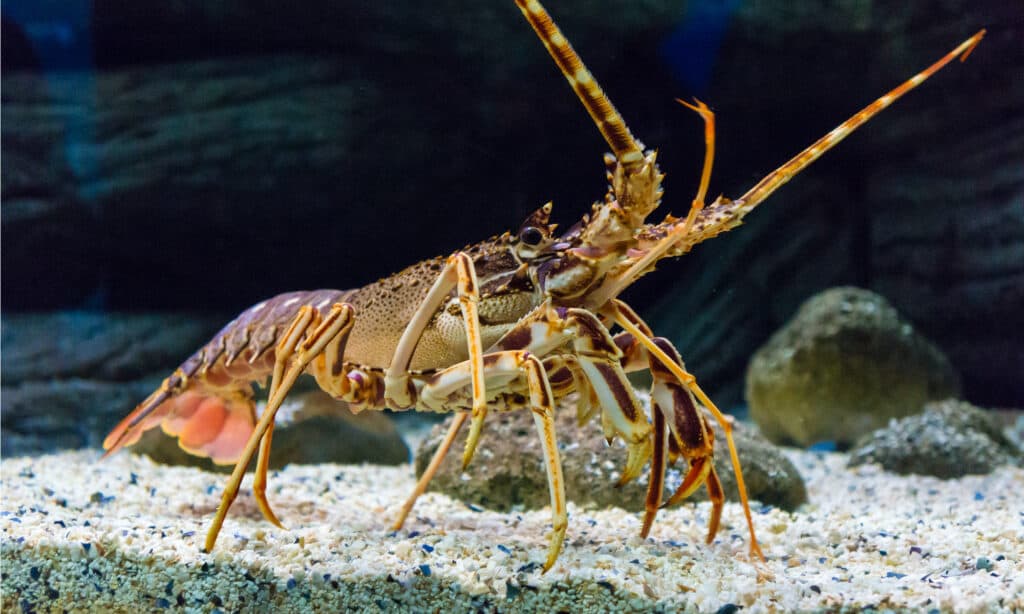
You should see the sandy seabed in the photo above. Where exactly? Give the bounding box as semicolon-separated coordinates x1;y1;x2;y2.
1;447;1021;613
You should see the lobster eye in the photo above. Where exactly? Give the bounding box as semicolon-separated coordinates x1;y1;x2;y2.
520;226;544;246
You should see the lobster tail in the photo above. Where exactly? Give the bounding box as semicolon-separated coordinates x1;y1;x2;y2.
102;289;349;464
101;348;260;465
102;381;258;465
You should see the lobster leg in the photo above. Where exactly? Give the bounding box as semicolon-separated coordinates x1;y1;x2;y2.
250;304;311;530
606;299;764;559
489;304;653;482
561;308;653;486
523;353;567;573
391;411;469;531
204;302;354;553
642;400;669;539
384;252;488;469
411;349;568;572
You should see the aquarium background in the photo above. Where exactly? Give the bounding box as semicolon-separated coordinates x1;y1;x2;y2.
2;1;1021;455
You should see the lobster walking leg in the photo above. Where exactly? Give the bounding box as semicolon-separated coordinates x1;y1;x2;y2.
391;411;469;531
384;252;488;468
204;302;354;552
643;401;670;539
413;349;569;571
607;300;764;560
250;304;320;529
523;353;567;572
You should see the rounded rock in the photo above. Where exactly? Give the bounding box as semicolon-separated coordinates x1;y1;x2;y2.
746;287;960;447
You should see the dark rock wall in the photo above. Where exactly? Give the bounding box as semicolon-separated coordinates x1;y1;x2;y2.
3;1;1021;405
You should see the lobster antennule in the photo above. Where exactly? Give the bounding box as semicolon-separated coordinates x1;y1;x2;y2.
514;0;644;167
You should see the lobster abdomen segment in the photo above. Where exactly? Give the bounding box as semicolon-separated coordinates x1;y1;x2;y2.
102;289;350;464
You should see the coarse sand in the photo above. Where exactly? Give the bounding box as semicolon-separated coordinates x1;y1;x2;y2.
2;447;1022;613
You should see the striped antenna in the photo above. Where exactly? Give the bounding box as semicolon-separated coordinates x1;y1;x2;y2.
734;29;986;211
590;28;986;307
515;0;644;167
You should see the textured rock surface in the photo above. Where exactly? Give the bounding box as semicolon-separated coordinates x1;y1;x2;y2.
746;287;960;448
1;311;224;384
3;0;1019;409
415;401;806;514
848;399;1023;478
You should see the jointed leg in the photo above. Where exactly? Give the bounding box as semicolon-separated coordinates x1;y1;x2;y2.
606;299;764;560
204;302;353;552
641;406;668;539
250;309;311;529
551;307;652;485
253;421;283;528
523;354;567;573
391;411;469;531
409;349;568;571
383;252;488;467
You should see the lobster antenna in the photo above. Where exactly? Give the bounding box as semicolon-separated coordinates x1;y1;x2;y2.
733;28;986;211
592;28;986;307
515;0;645;167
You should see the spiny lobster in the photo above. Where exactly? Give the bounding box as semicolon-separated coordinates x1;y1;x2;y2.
103;0;984;572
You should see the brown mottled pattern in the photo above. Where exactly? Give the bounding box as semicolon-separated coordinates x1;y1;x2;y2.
341;235;543;372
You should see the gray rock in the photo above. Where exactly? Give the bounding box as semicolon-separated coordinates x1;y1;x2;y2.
848;399;1023;478
415;399;806;514
1;311;222;457
746;287;960;448
1;311;225;384
1;378;159;457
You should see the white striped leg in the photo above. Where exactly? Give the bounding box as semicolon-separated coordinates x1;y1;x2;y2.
523;353;567;572
384;251;488;470
413;350;567;571
488;304;654;485
558;308;652;486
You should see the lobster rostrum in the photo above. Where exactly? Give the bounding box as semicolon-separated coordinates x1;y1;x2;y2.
103;0;984;572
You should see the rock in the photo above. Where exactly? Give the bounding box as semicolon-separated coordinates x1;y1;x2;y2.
415;398;806;514
0;311;226;457
0;378;158;457
746;287;960;448
848;399;1022;478
132;391;410;471
1;311;226;385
